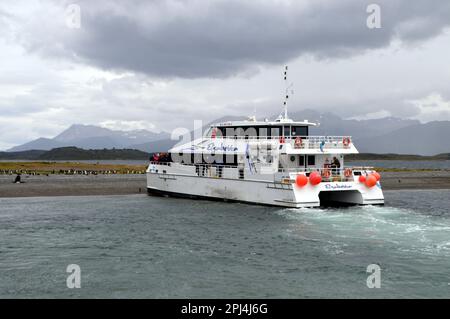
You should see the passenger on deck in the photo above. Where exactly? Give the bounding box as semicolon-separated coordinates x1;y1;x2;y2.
159;153;171;163
331;157;341;174
319;140;325;152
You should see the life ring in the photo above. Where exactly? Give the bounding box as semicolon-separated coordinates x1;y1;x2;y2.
343;137;351;147
294;137;303;149
322;169;331;178
279;136;285;144
344;168;353;177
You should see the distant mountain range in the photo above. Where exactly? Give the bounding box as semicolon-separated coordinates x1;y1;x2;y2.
5;110;450;155
8;124;170;152
291;110;450;155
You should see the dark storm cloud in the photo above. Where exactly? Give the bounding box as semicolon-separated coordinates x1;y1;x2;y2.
17;0;450;78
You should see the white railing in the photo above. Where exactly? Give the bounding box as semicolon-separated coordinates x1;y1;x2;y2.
204;136;353;149
288;136;352;150
279;167;356;182
148;162;374;182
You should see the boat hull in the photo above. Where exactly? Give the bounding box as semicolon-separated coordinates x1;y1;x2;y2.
146;171;384;208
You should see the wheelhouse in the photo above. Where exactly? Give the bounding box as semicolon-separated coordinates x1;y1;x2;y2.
206;119;316;139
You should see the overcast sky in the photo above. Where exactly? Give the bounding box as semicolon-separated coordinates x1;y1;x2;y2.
1;0;450;150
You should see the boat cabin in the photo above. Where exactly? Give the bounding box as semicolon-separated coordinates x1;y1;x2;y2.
206;119;317;139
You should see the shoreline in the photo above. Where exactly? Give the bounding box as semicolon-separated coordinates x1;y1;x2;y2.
1;171;450;198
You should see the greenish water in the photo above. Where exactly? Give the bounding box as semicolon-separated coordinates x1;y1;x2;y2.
0;190;449;298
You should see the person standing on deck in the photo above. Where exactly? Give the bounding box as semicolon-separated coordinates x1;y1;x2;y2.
331;157;341;175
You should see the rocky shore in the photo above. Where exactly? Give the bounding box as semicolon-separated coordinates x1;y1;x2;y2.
1;170;449;198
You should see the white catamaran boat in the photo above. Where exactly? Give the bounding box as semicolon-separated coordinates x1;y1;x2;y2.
146;69;384;207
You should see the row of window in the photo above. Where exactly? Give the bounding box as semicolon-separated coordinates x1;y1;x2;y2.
291;155;315;166
212;125;308;138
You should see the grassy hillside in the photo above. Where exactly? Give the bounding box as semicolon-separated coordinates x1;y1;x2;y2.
0;147;150;160
39;147;149;160
0;150;47;160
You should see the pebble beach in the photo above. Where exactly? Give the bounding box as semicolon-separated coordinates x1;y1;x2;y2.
1;170;449;198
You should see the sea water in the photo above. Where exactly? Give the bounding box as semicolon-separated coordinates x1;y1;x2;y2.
0;190;449;298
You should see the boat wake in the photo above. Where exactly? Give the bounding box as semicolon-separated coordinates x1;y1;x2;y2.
277;203;450;258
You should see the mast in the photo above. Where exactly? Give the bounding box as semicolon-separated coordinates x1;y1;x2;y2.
282;65;294;120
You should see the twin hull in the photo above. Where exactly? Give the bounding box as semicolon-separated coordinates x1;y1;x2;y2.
146;171;384;208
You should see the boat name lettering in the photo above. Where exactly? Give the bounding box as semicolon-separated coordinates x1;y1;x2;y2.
324;183;353;190
207;143;239;152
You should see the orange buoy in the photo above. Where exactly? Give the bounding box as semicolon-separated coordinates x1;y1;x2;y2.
359;175;366;183
343;137;351;147
295;174;308;187
365;174;377;187
309;171;319;179
372;171;381;181
309;173;322;186
321;169;331;178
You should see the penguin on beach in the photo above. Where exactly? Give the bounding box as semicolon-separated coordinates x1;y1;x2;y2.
13;174;24;184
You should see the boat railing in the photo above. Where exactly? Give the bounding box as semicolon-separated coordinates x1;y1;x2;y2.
149;161;239;170
149;162;376;182
279;167;370;182
148;161;172;166
344;166;375;171
279;167;373;173
204;135;353;149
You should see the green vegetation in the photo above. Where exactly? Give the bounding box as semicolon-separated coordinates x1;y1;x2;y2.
0;147;150;160
0;162;147;175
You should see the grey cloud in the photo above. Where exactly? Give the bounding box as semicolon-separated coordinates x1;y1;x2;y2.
18;0;450;78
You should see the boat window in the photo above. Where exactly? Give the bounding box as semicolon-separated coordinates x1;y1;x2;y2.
292;126;308;137
246;126;257;138
224;127;235;138
235;127;245;137
284;126;291;137
271;127;281;138
307;155;315;166
299;155;305;166
259;127;268;139
217;127;225;137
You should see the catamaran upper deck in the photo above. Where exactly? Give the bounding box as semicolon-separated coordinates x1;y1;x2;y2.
174;117;358;155
208;117;317;138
